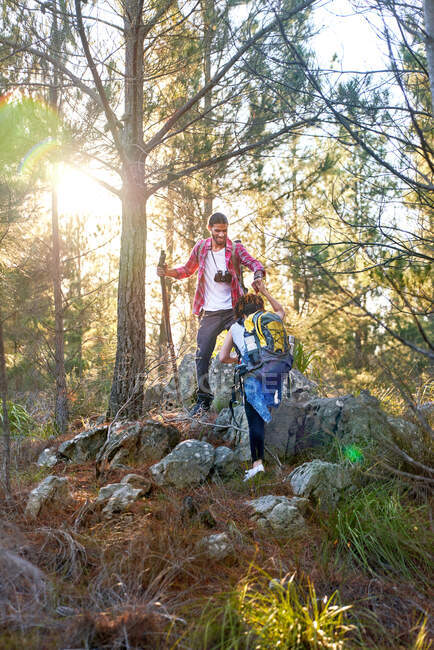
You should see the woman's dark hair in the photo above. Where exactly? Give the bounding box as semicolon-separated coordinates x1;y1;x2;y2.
208;212;228;227
234;293;264;319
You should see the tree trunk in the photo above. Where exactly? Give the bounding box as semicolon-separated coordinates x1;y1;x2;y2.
109;0;146;418
109;174;147;418
51;186;69;432
0;309;11;497
424;0;434;111
49;0;68;433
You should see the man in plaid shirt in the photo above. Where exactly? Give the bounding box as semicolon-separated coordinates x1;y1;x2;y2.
157;212;265;415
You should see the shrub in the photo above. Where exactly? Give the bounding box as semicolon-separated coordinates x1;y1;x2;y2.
0;401;35;437
329;481;433;587
190;573;353;649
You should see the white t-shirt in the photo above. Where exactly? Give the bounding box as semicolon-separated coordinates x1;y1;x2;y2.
203;248;232;311
230;321;246;357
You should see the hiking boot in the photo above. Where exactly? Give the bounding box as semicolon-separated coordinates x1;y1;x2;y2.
243;463;265;482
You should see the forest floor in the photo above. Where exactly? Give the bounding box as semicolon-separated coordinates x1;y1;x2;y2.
1;411;432;650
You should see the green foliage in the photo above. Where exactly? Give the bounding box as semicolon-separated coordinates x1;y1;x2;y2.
190;573;354;649
329;482;433;587
292;341;317;374
0;400;34;437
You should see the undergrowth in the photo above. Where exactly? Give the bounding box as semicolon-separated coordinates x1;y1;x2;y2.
328;481;433;588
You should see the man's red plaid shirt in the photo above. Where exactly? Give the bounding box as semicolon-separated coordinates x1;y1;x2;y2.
173;237;265;316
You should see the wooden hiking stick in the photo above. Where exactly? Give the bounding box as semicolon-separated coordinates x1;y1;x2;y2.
158;250;181;403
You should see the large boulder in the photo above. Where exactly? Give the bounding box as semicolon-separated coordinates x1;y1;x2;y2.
247;495;308;535
58;425;108;463
95;419;180;473
209;357;236;410
288;460;353;513
224;404;251;461
263;389;411;461
150;440;215;488
25;476;72;519
164;353;197;404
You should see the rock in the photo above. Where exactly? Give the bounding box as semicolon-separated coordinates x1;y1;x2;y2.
25;476;72;519
288;369;319;397
99;484;145;518
264;395;297;459
196;533;234;560
209;357;236;410
150;440;215;488
37;448;59;468
96;419;180;473
143;383;164;409
58;425;108;463
247;495;307;535
288;460;352;512
225;404;250;461
213;446;237;479
387;416;426;459
264;389;408;461
180;495;200;521
212;407;232;436
164;353;197;404
120;473;152;493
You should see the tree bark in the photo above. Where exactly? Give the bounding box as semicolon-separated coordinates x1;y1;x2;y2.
49;0;68;433
0;309;11;497
51;186;69;432
109;1;147;418
424;0;434;111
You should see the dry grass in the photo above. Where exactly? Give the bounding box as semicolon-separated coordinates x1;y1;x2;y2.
1;424;432;649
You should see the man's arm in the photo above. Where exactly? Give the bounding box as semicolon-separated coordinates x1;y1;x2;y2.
234;242;265;291
157;241;201;279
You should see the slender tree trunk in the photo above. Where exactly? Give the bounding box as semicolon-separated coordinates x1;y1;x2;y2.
49;0;68;433
0;309;11;497
424;0;434;110
158;187;175;382
109;0;146;418
51;186;69;432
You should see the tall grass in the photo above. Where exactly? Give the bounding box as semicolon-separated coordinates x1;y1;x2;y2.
330;481;433;587
188;573;353;649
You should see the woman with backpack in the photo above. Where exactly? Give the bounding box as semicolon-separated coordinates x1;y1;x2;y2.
218;280;292;481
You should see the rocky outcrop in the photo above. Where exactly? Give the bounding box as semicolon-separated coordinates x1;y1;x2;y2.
95;420;180;473
288;460;353;513
209;357;236;410
25;476;72;519
58;425;108;463
260;389;420;461
150;440;215;488
247;495;308;535
164;353;197;404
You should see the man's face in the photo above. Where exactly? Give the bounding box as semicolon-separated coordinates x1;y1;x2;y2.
209;222;228;247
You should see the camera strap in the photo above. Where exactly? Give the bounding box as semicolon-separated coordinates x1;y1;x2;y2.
210;247;227;272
